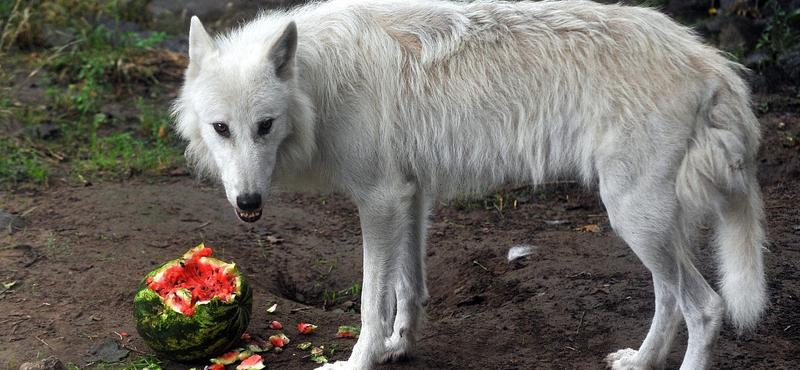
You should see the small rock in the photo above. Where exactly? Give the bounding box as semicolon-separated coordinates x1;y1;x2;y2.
84;339;129;363
25;124;61;140
19;356;66;370
0;210;27;233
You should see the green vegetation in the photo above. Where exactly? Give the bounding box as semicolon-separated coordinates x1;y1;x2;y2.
323;282;361;307
0;0;184;188
67;354;164;370
757;0;800;67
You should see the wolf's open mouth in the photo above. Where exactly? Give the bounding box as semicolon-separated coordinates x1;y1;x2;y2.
236;208;262;223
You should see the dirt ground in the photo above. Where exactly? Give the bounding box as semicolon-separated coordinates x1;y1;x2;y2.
2;2;800;370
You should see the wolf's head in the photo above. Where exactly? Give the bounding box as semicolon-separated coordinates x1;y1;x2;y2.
173;17;307;223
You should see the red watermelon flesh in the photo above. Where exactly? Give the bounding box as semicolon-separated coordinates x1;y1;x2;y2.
145;246;238;316
236;354;265;370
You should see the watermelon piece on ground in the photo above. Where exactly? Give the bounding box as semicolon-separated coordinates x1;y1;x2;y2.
236;354;265;370
210;350;240;365
237;334;273;353
298;323;318;334
337;325;360;338
268;333;290;348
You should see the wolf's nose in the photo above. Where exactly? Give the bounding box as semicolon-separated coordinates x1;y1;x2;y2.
236;193;262;211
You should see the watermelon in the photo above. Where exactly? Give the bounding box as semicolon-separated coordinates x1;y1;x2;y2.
134;244;253;361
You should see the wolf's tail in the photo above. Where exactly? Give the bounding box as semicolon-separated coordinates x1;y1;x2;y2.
676;69;767;332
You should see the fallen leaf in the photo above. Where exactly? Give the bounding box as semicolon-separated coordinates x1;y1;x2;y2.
575;224;600;233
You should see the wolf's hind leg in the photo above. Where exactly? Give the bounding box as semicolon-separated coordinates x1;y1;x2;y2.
599;167;723;370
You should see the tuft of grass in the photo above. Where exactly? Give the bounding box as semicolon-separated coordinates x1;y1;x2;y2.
0;137;49;186
323;282;361;307
67;354;163;370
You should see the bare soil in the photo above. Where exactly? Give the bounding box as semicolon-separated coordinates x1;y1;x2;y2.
2;2;800;369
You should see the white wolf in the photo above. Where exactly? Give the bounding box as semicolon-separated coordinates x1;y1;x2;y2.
173;0;766;369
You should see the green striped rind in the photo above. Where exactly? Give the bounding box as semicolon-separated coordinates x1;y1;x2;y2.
133;258;253;362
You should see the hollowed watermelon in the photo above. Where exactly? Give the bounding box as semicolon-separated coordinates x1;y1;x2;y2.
134;244;253;361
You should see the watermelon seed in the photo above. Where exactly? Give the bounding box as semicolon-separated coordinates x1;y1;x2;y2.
180;262;186;268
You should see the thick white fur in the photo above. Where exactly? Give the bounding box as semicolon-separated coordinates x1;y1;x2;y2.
172;1;767;369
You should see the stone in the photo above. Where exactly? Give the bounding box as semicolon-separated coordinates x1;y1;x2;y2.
19;357;66;370
0;210;27;233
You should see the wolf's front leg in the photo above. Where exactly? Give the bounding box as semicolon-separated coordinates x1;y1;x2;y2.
383;192;431;362
316;236;393;370
318;183;426;370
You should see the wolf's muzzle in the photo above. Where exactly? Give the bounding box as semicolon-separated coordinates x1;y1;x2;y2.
236;193;262;223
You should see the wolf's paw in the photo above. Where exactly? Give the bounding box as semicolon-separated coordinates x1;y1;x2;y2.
316;361;368;370
604;348;646;370
381;330;415;363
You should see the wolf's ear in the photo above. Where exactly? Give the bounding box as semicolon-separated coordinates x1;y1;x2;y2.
188;16;214;76
267;21;298;81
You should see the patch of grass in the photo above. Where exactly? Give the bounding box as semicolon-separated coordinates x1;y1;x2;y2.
0;137;49;186
323;282;361;307
44;231;71;257
445;185;532;213
68;354;163;370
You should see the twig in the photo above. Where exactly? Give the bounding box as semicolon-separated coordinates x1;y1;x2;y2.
192;221;212;231
35;336;54;350
122;344;147;355
290;306;312;313
20;205;38;218
576;310;586;333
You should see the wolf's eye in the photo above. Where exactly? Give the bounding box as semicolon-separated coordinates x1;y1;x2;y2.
257;118;274;136
212;122;229;137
